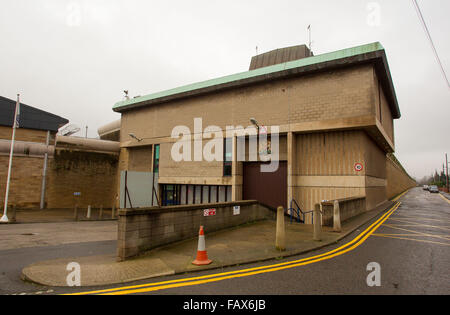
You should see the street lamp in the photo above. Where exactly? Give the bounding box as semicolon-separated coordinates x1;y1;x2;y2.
250;118;261;159
250;118;260;134
129;133;143;142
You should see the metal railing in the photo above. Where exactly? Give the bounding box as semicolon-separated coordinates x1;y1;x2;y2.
287;199;304;223
286;199;318;224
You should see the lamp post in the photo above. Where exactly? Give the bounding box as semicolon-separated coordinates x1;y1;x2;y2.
250;118;260;159
129;133;143;142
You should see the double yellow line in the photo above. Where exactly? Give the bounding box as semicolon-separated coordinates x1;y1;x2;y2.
66;201;401;295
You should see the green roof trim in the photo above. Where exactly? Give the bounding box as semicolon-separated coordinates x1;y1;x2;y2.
113;42;385;111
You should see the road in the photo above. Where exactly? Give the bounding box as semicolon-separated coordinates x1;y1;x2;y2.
0;221;117;295
1;188;449;295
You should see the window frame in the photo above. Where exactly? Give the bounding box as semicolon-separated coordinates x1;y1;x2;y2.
153;144;160;173
223;138;232;177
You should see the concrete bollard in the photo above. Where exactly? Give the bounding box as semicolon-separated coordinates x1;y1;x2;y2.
313;204;322;241
74;206;78;221
111;204;116;219
87;205;91;219
333;200;342;232
99;205;103;220
276;206;286;251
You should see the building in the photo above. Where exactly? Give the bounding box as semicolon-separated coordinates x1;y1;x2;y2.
0;95;120;210
112;42;415;217
0;96;68;209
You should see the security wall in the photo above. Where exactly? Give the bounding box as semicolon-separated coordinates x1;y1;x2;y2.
291;130;387;222
46;149;118;209
386;154;416;199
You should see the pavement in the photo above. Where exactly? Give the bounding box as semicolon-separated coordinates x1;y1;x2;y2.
21;200;396;287
4;207;117;224
0;221;117;251
440;191;450;201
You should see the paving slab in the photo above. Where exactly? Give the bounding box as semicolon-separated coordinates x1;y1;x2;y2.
22;255;174;287
21;201;395;287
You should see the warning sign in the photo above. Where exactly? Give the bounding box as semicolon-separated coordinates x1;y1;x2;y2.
203;209;216;217
354;163;364;172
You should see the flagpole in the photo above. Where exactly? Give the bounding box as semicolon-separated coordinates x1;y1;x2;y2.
308;25;312;56
1;94;20;223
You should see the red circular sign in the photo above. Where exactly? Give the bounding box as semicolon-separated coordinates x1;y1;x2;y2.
354;163;364;172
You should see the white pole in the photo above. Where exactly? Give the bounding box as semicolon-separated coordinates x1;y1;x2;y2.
40;130;50;209
1;94;20;223
308;25;312;56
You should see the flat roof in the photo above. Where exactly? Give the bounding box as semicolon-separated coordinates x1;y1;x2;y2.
113;42;401;119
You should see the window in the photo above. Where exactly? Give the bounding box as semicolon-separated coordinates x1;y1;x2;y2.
187;185;194;204
218;186;226;202
223;138;232;176
162;185;177;206
153;144;160;173
210;186;217;203
180;185;187;205
161;184;231;206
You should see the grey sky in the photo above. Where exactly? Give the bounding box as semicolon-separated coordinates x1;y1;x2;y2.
0;0;448;180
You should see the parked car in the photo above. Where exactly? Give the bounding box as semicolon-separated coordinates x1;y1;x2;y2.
423;185;429;190
428;185;439;193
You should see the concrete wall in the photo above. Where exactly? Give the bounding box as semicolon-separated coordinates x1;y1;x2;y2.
0;127;120;209
120;65;376;144
46;149;118;209
117;201;275;261
373;73;394;144
386;154;416;199
0;155;45;208
291;130;387;222
128;145;152;172
321;197;366;226
0;128;54;208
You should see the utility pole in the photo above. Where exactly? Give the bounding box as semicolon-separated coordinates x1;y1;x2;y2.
446;153;449;193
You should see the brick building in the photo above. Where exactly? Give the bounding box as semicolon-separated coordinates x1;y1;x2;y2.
0;96;120;210
113;42;415;217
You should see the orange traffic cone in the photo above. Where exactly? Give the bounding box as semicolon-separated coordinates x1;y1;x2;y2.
192;226;212;266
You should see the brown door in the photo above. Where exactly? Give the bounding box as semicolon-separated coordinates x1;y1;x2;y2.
243;161;287;209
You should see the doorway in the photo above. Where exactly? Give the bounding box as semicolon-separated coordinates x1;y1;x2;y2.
242;161;287;209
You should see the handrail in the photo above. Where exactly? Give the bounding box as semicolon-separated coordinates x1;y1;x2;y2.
287;198;305;223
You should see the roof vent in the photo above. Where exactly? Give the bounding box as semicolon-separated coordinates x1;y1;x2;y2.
249;44;313;70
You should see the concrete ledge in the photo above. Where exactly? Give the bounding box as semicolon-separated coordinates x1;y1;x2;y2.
321;196;366;226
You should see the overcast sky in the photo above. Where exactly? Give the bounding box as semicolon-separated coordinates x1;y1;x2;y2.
0;0;448;180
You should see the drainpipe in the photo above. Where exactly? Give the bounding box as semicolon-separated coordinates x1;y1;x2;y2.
40;131;50;209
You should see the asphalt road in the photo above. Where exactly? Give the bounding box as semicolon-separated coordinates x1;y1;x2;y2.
1;188;449;296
